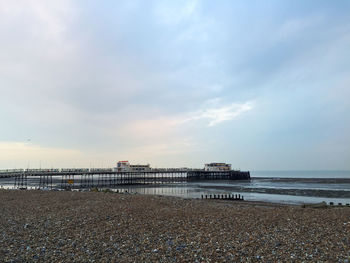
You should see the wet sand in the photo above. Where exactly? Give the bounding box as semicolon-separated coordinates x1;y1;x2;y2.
197;178;350;198
199;184;350;198
0;189;349;262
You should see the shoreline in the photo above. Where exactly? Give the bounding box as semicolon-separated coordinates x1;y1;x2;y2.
0;184;350;206
2;188;299;208
2;187;348;207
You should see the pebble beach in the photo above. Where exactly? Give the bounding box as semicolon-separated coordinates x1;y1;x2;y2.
0;189;349;262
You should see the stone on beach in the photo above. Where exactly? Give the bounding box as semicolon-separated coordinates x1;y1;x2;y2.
0;189;349;262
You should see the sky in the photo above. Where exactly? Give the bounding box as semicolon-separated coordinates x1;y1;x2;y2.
0;0;349;170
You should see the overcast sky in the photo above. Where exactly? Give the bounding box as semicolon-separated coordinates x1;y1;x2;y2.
0;0;349;170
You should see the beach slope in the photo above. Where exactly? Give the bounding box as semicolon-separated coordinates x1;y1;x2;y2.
0;190;349;262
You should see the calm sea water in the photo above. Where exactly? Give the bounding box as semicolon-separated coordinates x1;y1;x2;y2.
251;170;350;178
110;170;350;205
1;170;349;205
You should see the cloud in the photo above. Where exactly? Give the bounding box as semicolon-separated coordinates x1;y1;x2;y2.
115;100;254;167
154;0;198;26
123;138;196;158
188;101;254;126
275;14;325;42
0;1;349;169
0;0;74;43
119;100;254;143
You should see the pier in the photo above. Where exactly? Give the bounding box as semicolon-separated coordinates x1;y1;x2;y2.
0;169;250;190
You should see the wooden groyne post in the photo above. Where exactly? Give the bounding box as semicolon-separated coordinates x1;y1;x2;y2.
201;194;244;201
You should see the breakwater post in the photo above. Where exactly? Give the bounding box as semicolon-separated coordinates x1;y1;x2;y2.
201;194;244;201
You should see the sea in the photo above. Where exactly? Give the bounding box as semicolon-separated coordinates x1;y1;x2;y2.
1;170;349;205
112;170;350;205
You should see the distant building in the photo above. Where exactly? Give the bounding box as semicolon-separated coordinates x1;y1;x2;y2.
114;161;151;172
130;164;151;172
204;163;231;171
114;161;130;172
